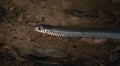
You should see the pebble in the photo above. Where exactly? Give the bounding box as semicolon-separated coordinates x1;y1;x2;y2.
29;48;69;58
80;38;108;44
109;51;120;62
64;9;99;18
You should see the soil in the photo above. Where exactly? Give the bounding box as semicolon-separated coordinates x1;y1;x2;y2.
0;0;120;66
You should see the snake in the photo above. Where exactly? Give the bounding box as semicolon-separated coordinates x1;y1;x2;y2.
35;24;120;39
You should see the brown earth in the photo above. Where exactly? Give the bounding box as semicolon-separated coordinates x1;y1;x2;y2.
0;0;120;66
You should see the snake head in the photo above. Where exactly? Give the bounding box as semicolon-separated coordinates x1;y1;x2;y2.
35;24;45;30
35;24;49;33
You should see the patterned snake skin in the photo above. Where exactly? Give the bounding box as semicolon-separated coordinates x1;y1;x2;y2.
35;24;120;39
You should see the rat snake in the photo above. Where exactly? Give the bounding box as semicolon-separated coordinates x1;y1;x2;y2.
35;24;120;39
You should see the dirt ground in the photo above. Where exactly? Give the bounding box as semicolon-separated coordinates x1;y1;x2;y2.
0;0;120;66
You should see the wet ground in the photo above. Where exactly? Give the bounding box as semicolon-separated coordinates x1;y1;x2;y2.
0;0;120;66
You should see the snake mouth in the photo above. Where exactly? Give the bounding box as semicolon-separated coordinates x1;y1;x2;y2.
34;27;40;32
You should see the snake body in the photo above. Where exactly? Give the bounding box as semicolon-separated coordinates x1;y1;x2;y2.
35;24;120;39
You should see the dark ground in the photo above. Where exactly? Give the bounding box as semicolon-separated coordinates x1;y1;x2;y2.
0;0;120;66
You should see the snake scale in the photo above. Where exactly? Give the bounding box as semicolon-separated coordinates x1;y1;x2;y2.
35;24;120;39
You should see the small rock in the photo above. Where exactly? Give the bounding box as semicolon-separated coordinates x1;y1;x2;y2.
64;9;99;18
109;47;120;62
29;48;69;58
80;38;108;44
109;51;120;62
